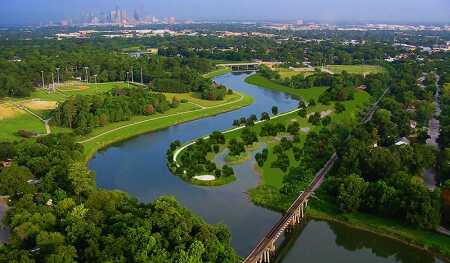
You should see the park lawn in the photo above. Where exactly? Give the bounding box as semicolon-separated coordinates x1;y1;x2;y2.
245;74;328;101
29;82;130;102
275;68;314;79
203;67;232;79
0;111;46;141
161;91;241;108
79;93;254;160
325;65;384;75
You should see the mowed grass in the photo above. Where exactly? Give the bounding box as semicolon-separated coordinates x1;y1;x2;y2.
275;68;314;79
325;65;384;75
161;91;241;108
80;92;253;160
0;109;46;141
245;74;328;101
203;67;232;79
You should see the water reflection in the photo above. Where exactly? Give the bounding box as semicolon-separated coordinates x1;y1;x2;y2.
277;220;443;263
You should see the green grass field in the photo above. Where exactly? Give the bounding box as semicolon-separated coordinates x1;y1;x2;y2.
275;68;314;79
246;74;328;101
30;82;129;102
0;111;46;141
325;65;384;75
79;92;253;160
203;67;232;79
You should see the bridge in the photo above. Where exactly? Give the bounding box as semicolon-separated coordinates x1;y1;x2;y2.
217;61;283;72
243;85;391;263
242;153;337;263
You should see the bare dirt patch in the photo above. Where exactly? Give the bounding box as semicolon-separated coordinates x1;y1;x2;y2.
0;104;20;120
22;100;58;110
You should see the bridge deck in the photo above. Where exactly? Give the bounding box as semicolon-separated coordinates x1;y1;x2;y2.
243;153;337;263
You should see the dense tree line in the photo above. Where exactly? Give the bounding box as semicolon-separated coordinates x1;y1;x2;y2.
51;87;177;135
321;61;445;229
0;39;214;98
0;134;238;262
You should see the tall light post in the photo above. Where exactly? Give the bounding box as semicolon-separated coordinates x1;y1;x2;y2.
93;74;98;88
126;72;130;88
51;72;55;92
56;67;60;86
84;67;89;83
140;67;143;84
131;66;134;83
41;71;45;89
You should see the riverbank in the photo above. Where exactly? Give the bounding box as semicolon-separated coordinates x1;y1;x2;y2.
80;92;253;160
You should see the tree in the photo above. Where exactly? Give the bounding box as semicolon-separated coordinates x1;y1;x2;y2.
68;162;95;201
222;165;234;177
228;139;245;156
240;128;258;146
260;112;270;121
271;106;278;115
321;116;332;126
287;122;300;135
335;102;346;113
308;112;321;125
0;166;35;197
337;174;368;212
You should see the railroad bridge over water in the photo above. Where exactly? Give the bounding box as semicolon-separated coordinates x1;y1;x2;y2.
242;153;337;263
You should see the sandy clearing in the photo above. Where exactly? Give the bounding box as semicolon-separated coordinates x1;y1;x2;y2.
22;100;58;110
0;104;20;120
193;175;216;181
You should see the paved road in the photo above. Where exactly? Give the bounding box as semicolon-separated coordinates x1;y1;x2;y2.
423;74;440;190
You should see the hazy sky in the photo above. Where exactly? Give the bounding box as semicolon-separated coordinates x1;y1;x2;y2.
0;0;449;25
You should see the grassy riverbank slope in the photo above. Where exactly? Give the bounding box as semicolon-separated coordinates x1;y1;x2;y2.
79;91;253;160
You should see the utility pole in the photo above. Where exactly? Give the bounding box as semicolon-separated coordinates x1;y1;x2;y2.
140;67;143;84
41;71;45;89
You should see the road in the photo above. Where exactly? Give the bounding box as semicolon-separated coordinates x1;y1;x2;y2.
423;74;440;190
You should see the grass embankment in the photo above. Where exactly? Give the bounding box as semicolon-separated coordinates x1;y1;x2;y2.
203;67;232;79
0;106;46;141
325;65;385;75
245;74;327;101
79;92;253;160
274;68;314;79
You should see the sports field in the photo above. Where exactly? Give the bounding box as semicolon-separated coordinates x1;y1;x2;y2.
325;65;384;75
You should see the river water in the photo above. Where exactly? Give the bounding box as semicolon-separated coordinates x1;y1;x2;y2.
89;73;444;262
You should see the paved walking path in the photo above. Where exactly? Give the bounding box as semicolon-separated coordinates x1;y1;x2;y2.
78;94;244;144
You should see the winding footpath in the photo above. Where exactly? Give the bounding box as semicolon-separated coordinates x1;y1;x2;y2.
78;93;245;144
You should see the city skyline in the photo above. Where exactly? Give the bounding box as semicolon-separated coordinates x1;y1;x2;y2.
0;0;449;26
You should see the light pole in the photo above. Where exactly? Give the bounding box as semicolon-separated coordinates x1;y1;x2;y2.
93;74;98;88
84;67;89;83
140;67;143;84
51;72;55;92
41;71;45;89
126;72;130;88
56;67;60;86
131;66;134;83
